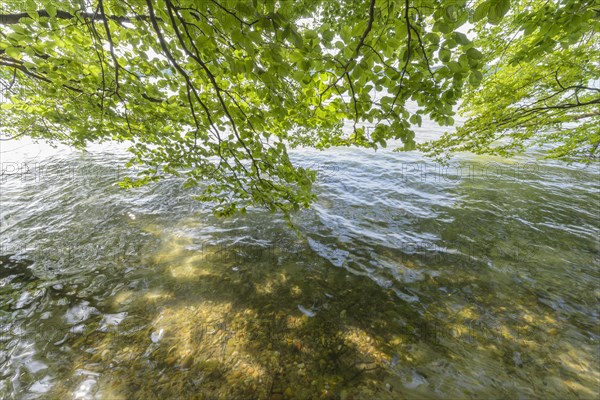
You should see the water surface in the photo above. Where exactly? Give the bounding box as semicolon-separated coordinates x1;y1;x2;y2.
0;136;598;399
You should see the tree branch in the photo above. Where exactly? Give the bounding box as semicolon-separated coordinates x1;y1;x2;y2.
388;0;412;115
0;10;152;25
320;0;376;97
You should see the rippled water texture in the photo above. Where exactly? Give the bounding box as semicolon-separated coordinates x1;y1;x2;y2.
0;137;598;399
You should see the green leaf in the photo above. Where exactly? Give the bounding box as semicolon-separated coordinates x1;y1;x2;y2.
305;29;318;39
289;27;303;48
466;47;483;60
410;114;422;126
5;47;21;59
473;2;490;22
447;61;463;73
424;32;440;45
46;5;57;18
435;22;452;34
496;0;511;18
453;32;469;45
322;30;334;42
439;48;451;62
488;0;510;24
341;26;352;42
469;70;483;86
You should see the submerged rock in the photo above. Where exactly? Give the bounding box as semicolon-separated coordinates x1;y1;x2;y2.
0;254;35;283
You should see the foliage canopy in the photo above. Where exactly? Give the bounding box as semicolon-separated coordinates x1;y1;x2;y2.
422;0;600;162
1;0;598;216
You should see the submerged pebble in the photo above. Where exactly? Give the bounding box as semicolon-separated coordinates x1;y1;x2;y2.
298;305;317;317
513;351;523;368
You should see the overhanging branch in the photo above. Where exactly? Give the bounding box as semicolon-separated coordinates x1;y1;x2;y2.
0;9;151;25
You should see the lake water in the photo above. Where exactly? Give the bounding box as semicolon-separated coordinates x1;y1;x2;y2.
0;125;598;399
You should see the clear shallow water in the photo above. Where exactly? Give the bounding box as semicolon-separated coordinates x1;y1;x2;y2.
0;138;598;399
